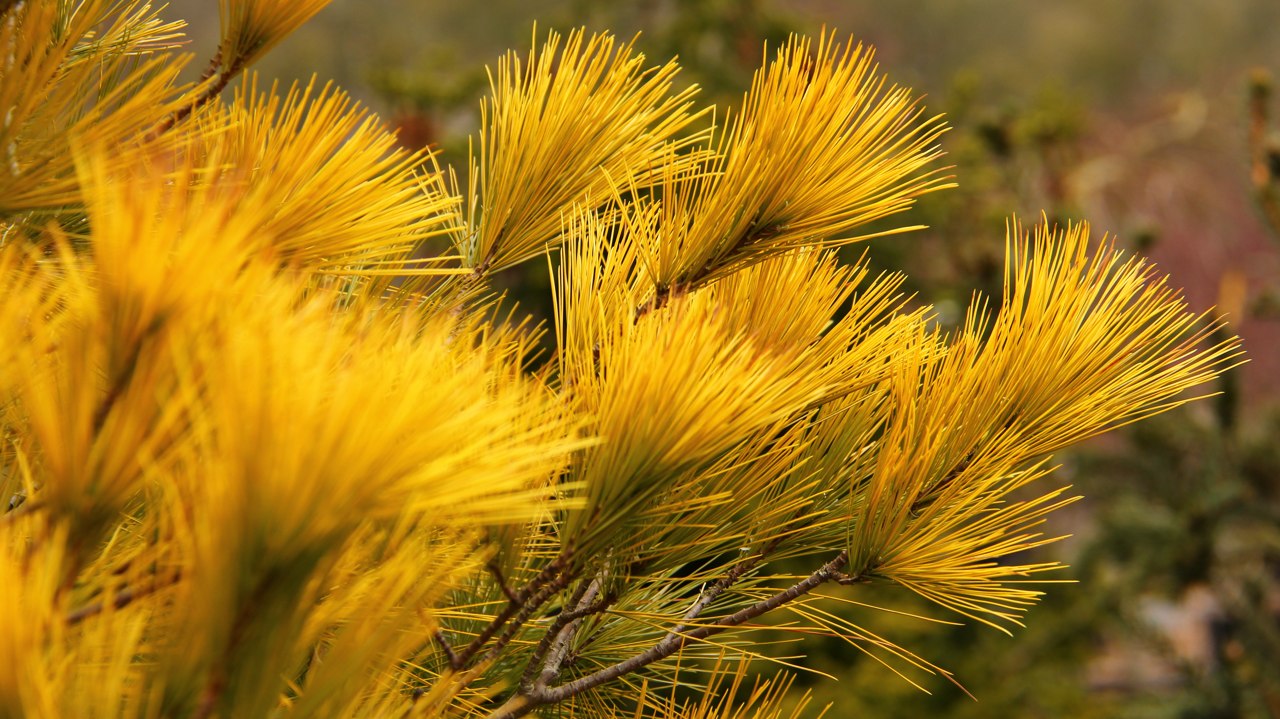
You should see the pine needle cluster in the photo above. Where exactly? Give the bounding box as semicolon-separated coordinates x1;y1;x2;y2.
0;3;1242;718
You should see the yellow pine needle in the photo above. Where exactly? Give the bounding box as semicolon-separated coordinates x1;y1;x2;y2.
184;282;581;565
604;255;927;569
553;205;649;397
719;32;950;247
634;657;822;719
625;435;818;568
754;598;954;686
0;1;191;213
192;75;461;273
72;139;262;349
457;26;705;273
696;249;930;406
698;249;865;350
66;1;187;63
55;584;155;719
0;529;69;718
5;135;585;715
150;272;585;717
565;293;836;551
287;528;483;718
848;216;1241;630
619;31;952;296
989;217;1244;452
553;209;943;580
216;0;332;72
0;4;1252;712
2;141;259;553
5;242;173;553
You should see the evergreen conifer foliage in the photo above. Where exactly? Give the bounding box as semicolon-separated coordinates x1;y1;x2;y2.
0;2;1242;717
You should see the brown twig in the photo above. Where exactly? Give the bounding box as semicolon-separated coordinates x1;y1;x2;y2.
487;560;521;604
554;592;616;626
452;549;574;669
433;630;461;669
636;283;676;320
831;570;871;586
519;577;594;690
633;219;786;321
192;574;279;719
1;498;39;525
193;672;225;719
489;551;850;719
521;570;618;692
66;569;182;625
93;342;146;434
147;50;247;141
478;569;575;666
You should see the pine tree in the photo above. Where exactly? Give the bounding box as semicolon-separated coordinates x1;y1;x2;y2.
0;2;1242;717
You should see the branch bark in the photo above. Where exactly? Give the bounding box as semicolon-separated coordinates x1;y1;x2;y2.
633;219;787;320
451;549;574;669
522;572;617;692
66;570;182;625
519;577;594;690
479;569;575;665
488;551;849;719
147;50;246;141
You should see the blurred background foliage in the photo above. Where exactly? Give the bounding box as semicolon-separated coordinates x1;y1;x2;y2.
164;0;1280;716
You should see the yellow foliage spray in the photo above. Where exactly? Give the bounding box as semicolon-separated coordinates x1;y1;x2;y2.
0;3;1241;718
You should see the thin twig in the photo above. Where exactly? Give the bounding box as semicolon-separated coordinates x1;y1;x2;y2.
147;51;246;141
670;505;806;619
193;672;225;719
519;577;594;691
526;572;619;692
555;592;616;626
434;630;461;669
1;498;39;525
453;549;573;668
65;570;182;625
489;551;850;719
479;569;575;665
635;283;677;320
633;220;786;320
193;575;276;719
831;570;871;586
93;341;146;434
487;560;521;604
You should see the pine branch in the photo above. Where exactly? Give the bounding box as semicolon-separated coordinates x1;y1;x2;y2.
94;316;166;434
433;630;461;669
522;571;617;692
519;576;594;690
479;568;575;665
487;559;521;604
489;551;850;719
634;218;787;320
538;527;799;687
65;570;183;625
147;51;247;140
452;549;574;669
